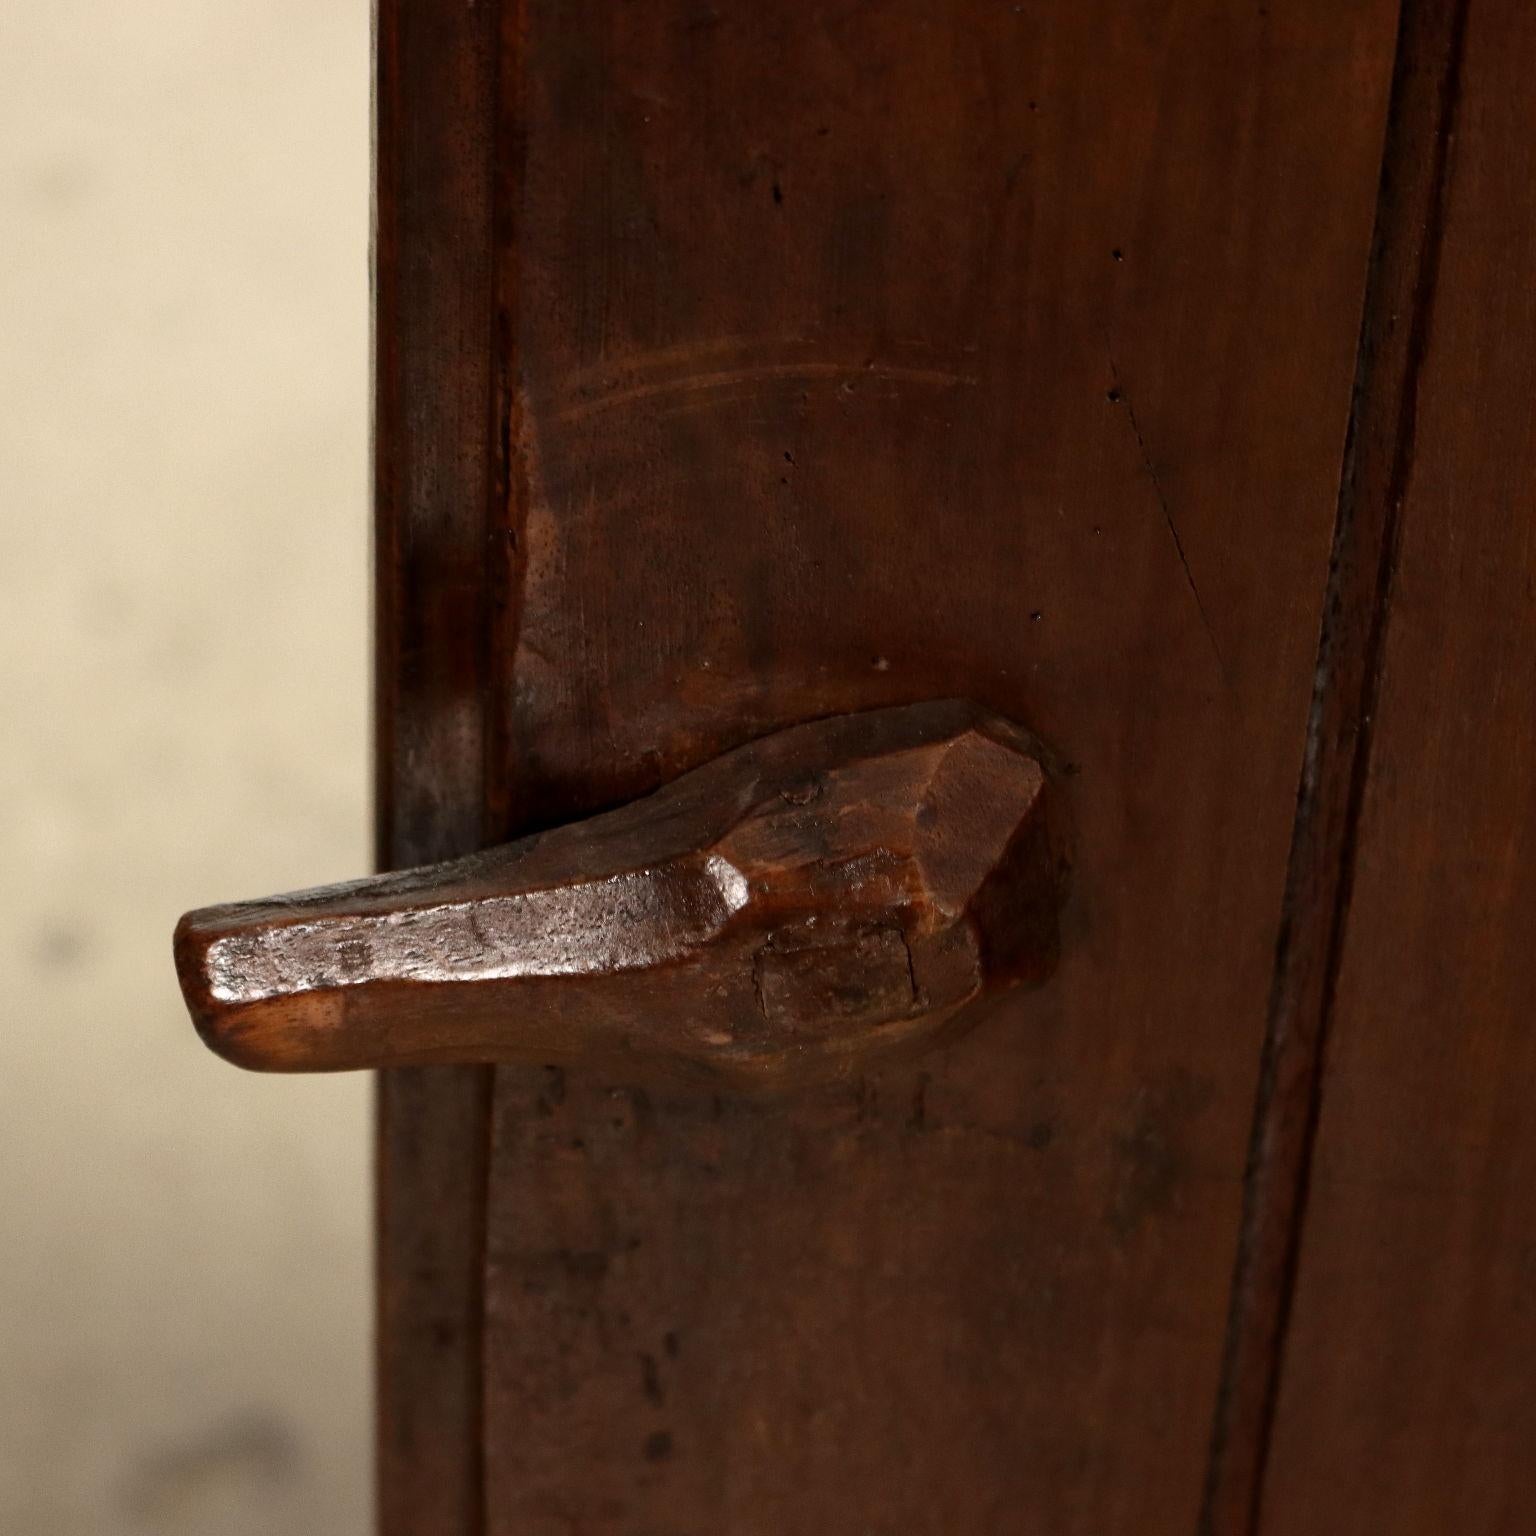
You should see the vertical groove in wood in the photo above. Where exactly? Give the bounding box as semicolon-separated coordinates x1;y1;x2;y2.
1198;4;1471;1532
373;0;503;1531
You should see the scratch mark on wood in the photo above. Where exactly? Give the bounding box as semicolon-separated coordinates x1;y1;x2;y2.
552;361;978;423
1107;344;1226;678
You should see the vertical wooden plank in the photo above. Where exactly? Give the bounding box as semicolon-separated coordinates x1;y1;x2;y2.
1255;1;1536;1529
373;1;500;1531
1199;2;1468;1529
480;3;1400;1531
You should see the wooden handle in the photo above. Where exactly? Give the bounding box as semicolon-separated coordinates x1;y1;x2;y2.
175;701;1063;1091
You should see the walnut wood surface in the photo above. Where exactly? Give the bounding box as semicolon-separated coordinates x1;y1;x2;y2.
1255;3;1536;1530
177;704;1061;1089
472;3;1400;1532
1200;3;1472;1529
373;1;501;1528
275;1;1529;1527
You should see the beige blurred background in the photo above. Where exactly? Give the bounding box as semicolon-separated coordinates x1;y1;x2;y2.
1;2;372;1531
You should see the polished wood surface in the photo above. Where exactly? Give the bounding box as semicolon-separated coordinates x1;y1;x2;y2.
1199;3;1471;1528
373;1;500;1530
178;703;1061;1087
1256;1;1536;1529
479;2;1397;1531
353;0;1532;1531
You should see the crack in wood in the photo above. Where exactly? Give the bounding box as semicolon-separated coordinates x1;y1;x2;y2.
1106;341;1227;679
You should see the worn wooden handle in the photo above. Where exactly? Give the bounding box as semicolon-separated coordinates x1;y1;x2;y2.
175;701;1063;1090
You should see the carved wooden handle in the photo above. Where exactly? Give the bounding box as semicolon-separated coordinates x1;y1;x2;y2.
175;701;1062;1090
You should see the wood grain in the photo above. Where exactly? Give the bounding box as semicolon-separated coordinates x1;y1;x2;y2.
1257;1;1536;1528
1198;2;1470;1528
479;2;1400;1530
373;1;500;1531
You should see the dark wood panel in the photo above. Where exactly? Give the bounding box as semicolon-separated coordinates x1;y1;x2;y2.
1198;2;1466;1528
481;2;1399;1530
1259;1;1536;1529
373;2;501;1531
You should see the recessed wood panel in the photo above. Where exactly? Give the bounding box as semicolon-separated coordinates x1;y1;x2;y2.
476;3;1399;1531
